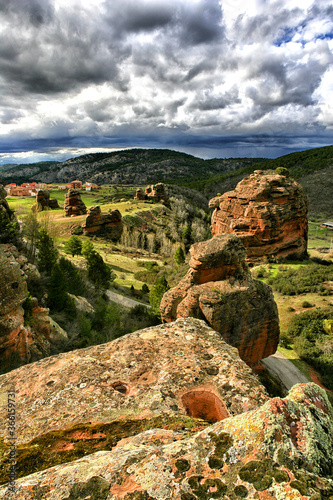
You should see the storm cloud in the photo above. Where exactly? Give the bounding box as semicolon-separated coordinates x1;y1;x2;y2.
0;0;332;163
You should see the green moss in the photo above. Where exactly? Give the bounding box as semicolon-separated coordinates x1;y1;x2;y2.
64;476;110;500
208;456;224;469
0;416;209;485
123;491;155;500
290;480;308;496
239;459;274;491
188;476;227;499
273;469;290;483
209;432;233;458
175;459;191;472
233;485;248;498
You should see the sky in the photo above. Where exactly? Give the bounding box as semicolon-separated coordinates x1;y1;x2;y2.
0;0;332;165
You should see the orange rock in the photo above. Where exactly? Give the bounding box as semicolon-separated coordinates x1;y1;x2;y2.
210;171;308;262
160;234;279;366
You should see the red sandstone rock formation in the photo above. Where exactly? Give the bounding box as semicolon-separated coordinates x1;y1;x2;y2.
64;188;87;216
134;182;169;205
160;234;279;366
210;170;308;262
0;323;332;499
0;244;67;369
82;205;123;240
35;190;59;211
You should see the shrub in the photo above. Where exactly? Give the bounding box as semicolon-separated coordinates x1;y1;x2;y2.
149;276;170;315
36;229;59;275
302;301;313;308
275;167;290;177
86;251;113;290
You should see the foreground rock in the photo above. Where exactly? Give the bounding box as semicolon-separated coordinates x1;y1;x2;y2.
0;185;19;244
0;318;269;487
161;234;279;366
64;189;87;216
35;190;59;211
82;205;123;240
0;244;67;371
1;383;332;499
210;170;308;262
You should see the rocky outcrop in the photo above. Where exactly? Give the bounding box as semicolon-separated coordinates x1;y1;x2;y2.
160;234;279;366
210;170;308;262
35;190;59;211
82;205;123;240
0;184;19;244
0;320;332;499
134;182;169;204
0;244;67;370
64;188;87;217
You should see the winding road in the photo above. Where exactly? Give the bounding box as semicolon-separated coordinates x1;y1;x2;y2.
106;290;151;309
261;351;309;390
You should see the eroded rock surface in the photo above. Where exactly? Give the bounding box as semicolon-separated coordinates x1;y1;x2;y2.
0;318;269;487
64;189;87;217
134;183;169;204
82;205;123;240
0;382;332;499
0;244;67;369
160;234;279;366
210;171;308;262
35;190;59;211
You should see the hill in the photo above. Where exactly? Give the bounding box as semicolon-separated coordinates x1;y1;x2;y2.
0;149;264;185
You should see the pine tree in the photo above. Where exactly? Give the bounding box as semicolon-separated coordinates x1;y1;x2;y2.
174;246;185;265
82;239;94;259
86;250;112;290
64;235;82;257
149;276;170;315
36;229;58;275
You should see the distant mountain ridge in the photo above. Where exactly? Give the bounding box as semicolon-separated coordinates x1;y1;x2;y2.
1;145;332;216
0;149;264;185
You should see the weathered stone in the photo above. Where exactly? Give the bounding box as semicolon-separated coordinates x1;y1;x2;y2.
134;188;146;200
82;205;123;240
35;190;59;211
0;380;332;500
210;171;308;262
160;234;279;366
64;189;87;217
0;184;19;244
134;183;169;205
0;244;67;369
0;317;269;487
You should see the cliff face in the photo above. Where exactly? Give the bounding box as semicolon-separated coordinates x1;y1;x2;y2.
160;234;280;366
0;319;332;499
210;170;308;262
82;205;123;240
0;244;67;369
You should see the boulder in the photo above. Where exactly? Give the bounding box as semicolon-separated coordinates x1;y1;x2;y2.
82;205;123;240
64;189;87;217
134;187;146;200
210;171;308;262
0;317;270;487
161;234;279;366
35;190;59;211
0;331;332;499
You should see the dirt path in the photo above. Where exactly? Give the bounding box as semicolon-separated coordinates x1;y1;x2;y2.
106;290;151;309
261;351;309;390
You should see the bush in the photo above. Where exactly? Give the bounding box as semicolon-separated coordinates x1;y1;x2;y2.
268;263;333;295
302;301;313;308
58;257;86;296
275;167;290;177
